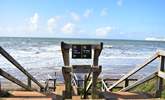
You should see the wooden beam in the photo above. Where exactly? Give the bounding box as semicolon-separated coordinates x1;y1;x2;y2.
0;68;32;91
0;47;44;90
72;65;91;73
120;72;157;92
108;53;158;91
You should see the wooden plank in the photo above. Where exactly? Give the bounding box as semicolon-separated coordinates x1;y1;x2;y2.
108;53;158;91
72;65;91;73
120;72;157;92
0;47;44;90
158;71;165;79
0;68;32;90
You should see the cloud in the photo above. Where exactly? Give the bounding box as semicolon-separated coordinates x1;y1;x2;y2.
117;0;123;6
28;13;39;32
145;37;165;41
96;26;112;37
47;16;60;33
61;22;76;34
100;8;108;16
70;12;80;21
83;9;92;18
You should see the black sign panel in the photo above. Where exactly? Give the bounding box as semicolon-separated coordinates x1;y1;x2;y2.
72;44;92;59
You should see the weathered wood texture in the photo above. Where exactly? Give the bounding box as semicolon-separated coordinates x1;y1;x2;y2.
62;67;72;99
120;72;157;92
61;42;70;66
0;47;44;90
108;53;159;91
0;68;32;91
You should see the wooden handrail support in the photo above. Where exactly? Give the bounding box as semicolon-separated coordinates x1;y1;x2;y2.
108;52;159;91
101;79;109;91
0;68;33;91
0;46;44;91
120;72;157;92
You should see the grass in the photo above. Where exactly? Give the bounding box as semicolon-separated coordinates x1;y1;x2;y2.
129;77;165;98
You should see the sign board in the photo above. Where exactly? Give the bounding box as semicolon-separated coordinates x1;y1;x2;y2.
72;44;92;59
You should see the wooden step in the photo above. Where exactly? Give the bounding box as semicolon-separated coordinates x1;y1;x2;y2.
100;91;156;100
72;96;81;100
0;98;52;100
8;91;46;97
0;91;52;100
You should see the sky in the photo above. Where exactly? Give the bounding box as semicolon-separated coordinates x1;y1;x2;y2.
0;0;165;40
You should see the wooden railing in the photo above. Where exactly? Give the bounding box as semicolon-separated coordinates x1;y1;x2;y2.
102;50;165;97
0;46;44;91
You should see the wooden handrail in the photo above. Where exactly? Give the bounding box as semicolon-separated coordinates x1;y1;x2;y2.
108;52;159;91
0;46;44;90
120;72;157;92
0;68;33;91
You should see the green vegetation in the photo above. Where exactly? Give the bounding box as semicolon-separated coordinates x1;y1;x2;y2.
129;77;165;98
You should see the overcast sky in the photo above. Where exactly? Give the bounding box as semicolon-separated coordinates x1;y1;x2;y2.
0;0;165;40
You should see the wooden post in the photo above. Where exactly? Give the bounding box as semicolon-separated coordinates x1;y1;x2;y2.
83;75;87;99
62;67;72;99
93;42;103;66
91;66;102;99
61;42;70;66
0;68;32;90
124;78;129;88
28;77;31;88
156;56;164;97
0;47;44;90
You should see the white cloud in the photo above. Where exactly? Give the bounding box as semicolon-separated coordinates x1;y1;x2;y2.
84;9;92;18
47;16;60;33
100;8;108;16
145;37;165;41
96;26;112;37
117;0;123;7
70;12;80;21
28;13;39;32
61;22;76;34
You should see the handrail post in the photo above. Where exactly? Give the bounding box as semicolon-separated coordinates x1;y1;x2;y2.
28;77;31;88
124;78;129;88
156;56;164;97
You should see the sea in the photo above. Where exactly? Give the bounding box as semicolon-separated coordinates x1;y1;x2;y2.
0;37;165;83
